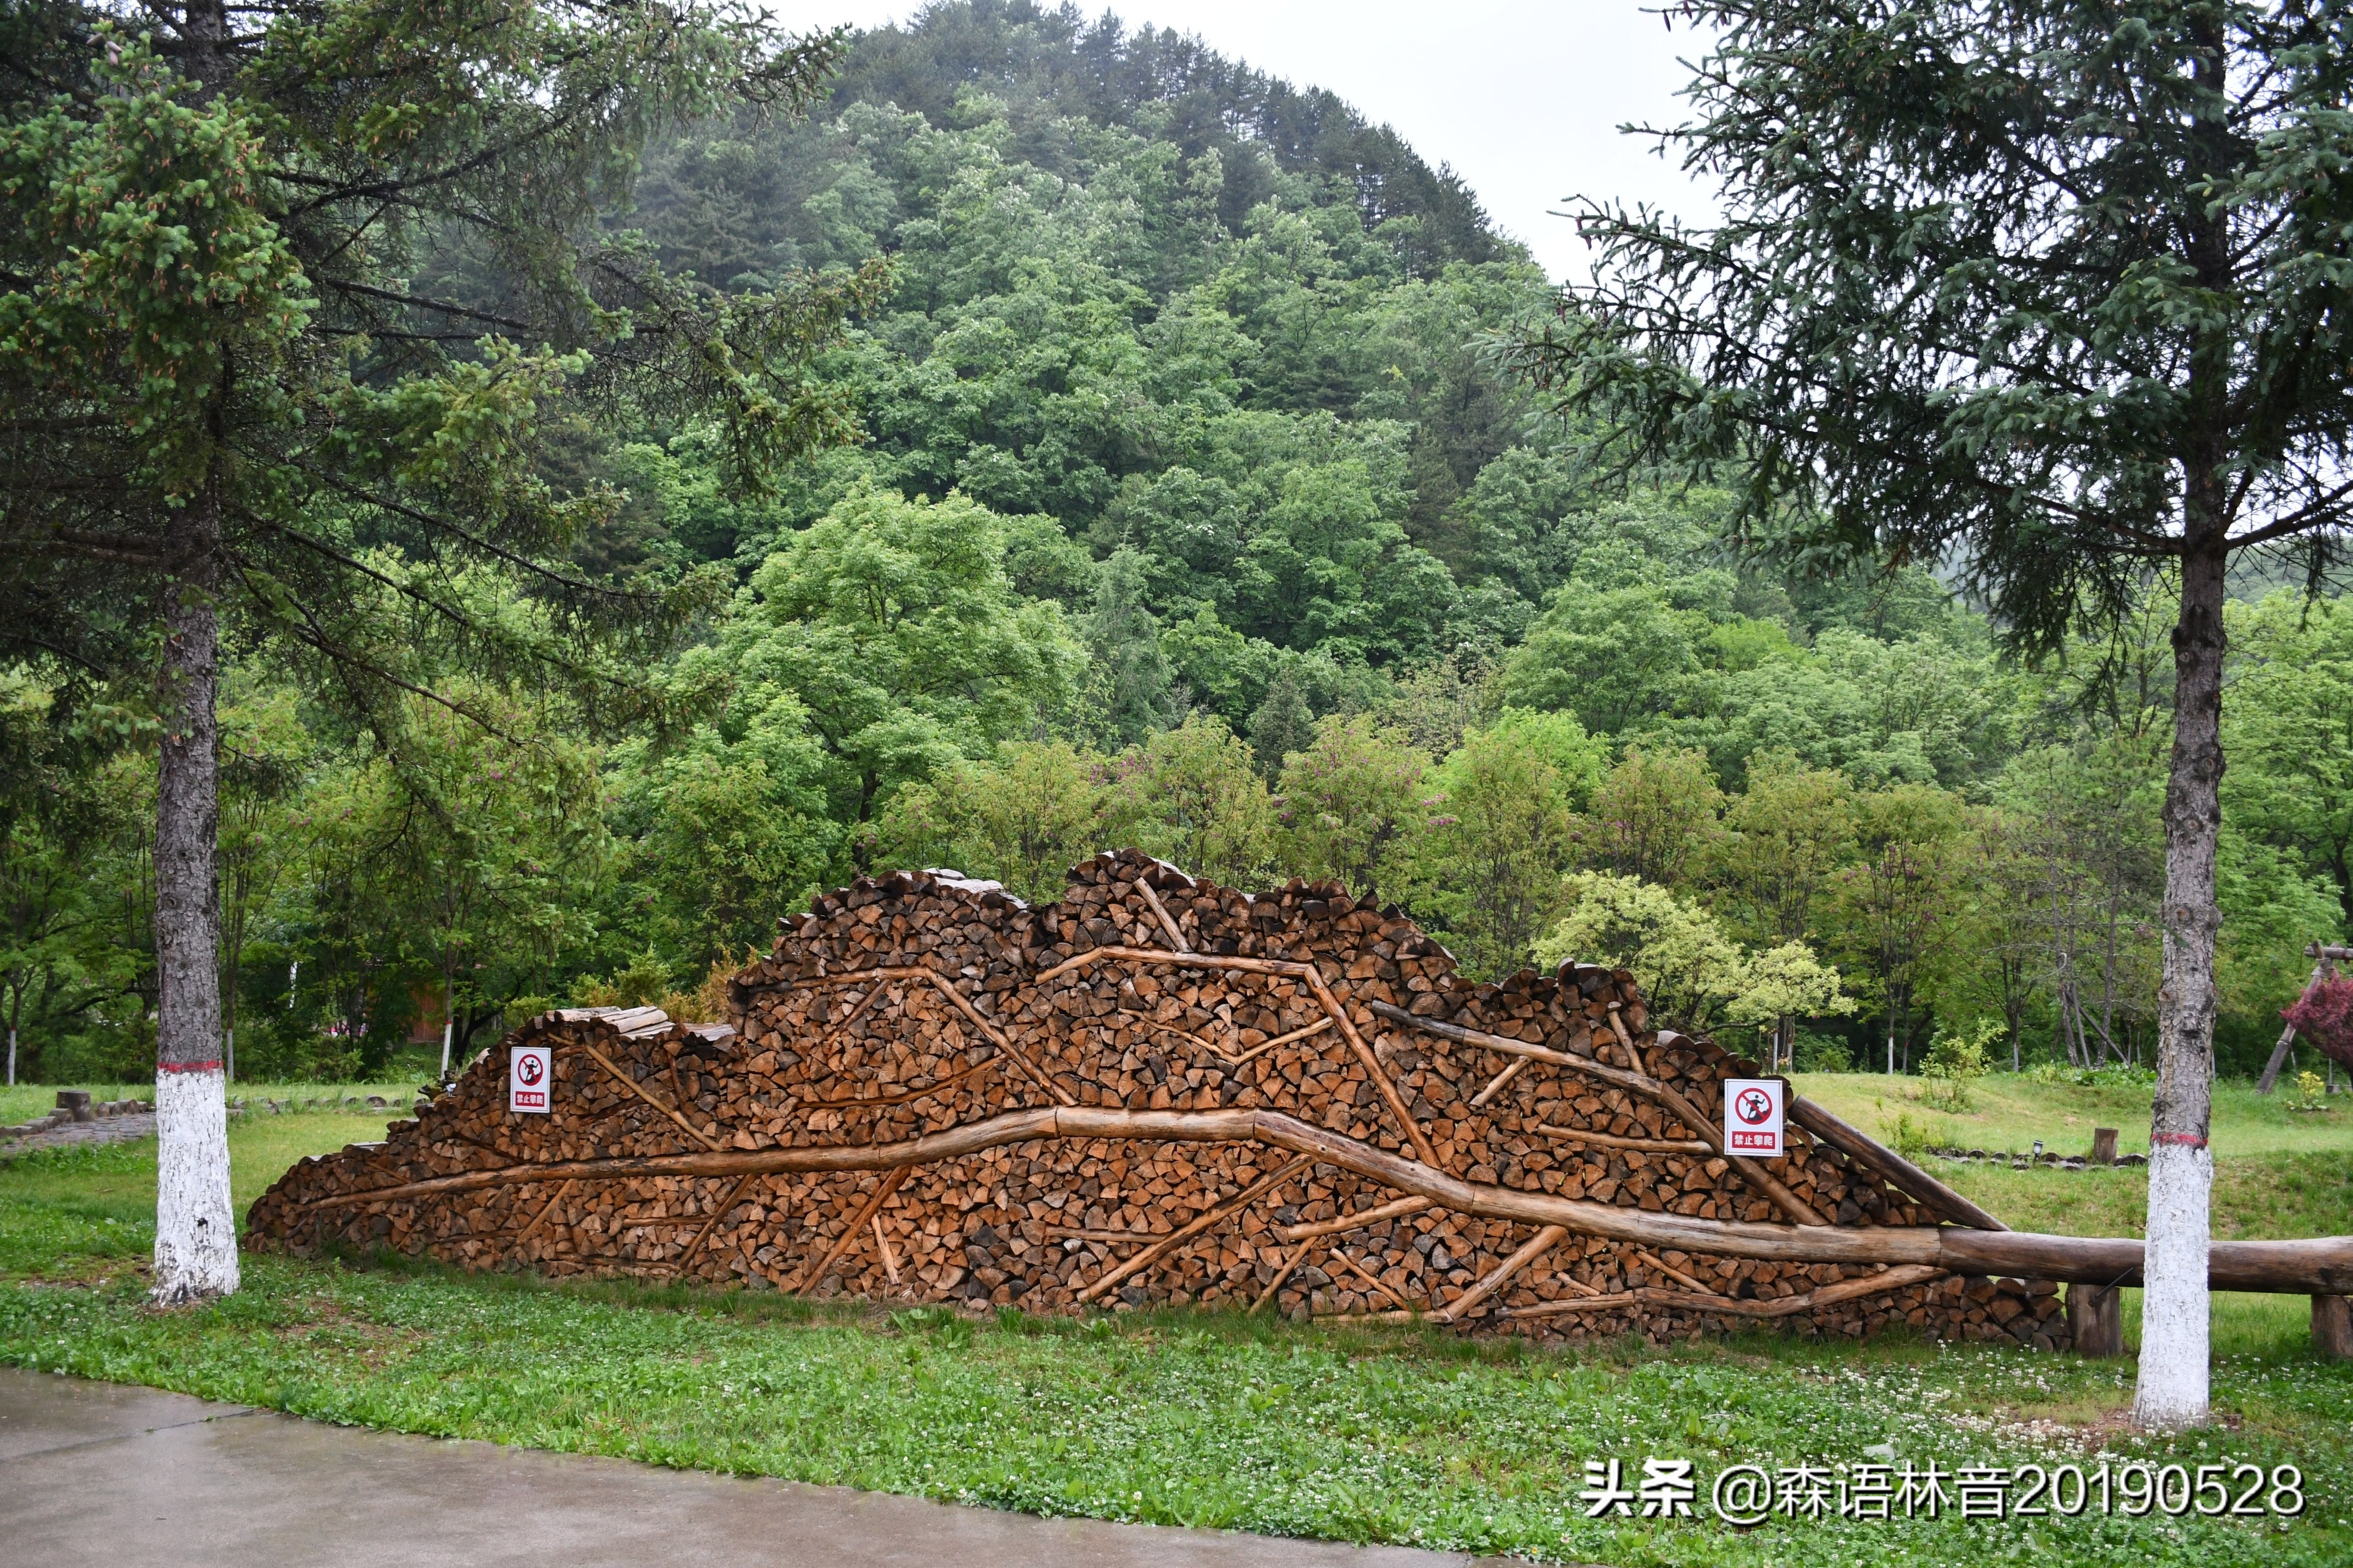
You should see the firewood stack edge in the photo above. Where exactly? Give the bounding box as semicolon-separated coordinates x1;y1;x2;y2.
247;848;2069;1348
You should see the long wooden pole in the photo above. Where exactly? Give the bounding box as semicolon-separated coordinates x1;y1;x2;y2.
1509;1264;1952;1322
1434;1224;1568;1323
1074;1156;1310;1303
1784;1096;2007;1232
299;1103;2353;1293
669;1175;755;1276
575;1039;722;1152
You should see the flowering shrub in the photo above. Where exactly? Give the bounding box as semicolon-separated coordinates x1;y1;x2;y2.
2282;976;2353;1067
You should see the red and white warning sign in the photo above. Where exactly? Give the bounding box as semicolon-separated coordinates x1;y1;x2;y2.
510;1043;552;1114
1723;1077;1784;1156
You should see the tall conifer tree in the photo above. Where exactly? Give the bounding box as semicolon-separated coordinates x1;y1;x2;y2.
0;0;879;1302
1515;0;2353;1424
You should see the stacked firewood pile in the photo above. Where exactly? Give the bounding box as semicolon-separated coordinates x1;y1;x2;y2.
247;850;2069;1348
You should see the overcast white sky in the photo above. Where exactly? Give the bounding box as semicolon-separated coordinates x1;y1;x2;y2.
804;1;1720;284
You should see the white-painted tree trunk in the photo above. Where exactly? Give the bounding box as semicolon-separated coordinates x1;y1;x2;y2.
154;1064;240;1300
151;482;239;1307
2135;523;2227;1429
2136;1138;2211;1422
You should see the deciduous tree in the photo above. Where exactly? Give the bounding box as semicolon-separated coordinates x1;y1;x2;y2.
1272;715;1432;905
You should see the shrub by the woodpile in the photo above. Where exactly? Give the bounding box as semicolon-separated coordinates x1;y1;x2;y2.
247;850;2069;1348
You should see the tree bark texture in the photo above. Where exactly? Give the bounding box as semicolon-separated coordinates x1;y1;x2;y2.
152;485;239;1305
2137;524;2228;1426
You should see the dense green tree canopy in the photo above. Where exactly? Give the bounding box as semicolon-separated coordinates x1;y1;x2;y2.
0;1;2343;1194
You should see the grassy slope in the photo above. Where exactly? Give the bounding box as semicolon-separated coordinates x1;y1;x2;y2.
1791;1073;2353;1162
2;1099;2348;1566
1796;1073;2353;1366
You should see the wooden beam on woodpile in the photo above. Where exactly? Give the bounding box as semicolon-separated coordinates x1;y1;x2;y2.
1784;1095;2008;1231
1636;1249;1723;1297
1509;1264;1951;1322
297;1103;2353;1293
1367;1000;1830;1228
1528;1124;1713;1156
1075;1155;1311;1303
669;1175;756;1276
789;1166;910;1296
1435;1224;1568;1322
1249;1241;1314;1316
1276;1195;1430;1243
512;1179;576;1245
1328;1246;1409;1310
1134;878;1192;952
1042;946;1440;1166
576;1038;722;1151
1468;1057;1530;1110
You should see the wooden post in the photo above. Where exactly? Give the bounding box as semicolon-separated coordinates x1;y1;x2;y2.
2068;1281;2123;1357
2314;1295;2353;1360
2090;1127;2118;1166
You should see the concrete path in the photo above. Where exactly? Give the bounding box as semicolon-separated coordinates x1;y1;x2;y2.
0;1369;1483;1568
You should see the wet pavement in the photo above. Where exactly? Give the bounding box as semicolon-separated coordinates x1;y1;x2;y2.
0;1368;1490;1567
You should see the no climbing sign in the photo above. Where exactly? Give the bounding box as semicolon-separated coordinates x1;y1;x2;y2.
510;1043;551;1114
1722;1078;1784;1157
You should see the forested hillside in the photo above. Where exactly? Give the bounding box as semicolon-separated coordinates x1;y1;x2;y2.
3;0;2346;1089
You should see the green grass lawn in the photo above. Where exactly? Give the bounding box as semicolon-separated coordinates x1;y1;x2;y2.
2;1096;2348;1566
1793;1072;2353;1162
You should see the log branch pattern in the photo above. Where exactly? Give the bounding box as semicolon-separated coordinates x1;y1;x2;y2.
247;851;2155;1344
